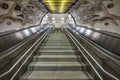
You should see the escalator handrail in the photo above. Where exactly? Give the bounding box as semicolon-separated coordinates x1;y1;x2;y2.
0;32;39;60
76;30;120;65
65;29;119;80
75;25;120;39
0;26;43;37
0;27;48;61
69;28;120;65
0;28;50;78
10;28;50;80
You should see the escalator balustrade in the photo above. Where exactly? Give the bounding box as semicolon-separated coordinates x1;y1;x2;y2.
21;29;92;80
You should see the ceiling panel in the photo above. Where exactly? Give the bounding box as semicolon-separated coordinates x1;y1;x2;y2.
43;0;73;13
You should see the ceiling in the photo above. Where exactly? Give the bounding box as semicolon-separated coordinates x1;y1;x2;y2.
42;0;75;13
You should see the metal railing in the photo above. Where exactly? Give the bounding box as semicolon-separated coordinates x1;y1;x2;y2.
68;26;120;56
76;31;120;65
0;33;39;60
65;28;119;80
0;28;50;80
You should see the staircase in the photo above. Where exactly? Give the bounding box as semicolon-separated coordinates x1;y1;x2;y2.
21;29;92;80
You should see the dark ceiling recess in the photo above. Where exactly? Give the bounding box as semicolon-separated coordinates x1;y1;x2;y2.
41;0;78;14
15;5;21;11
65;0;79;13
107;3;114;9
2;3;9;9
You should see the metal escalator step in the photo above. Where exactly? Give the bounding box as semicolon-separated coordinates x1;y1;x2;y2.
43;43;72;45
38;52;75;55
47;39;68;41
47;39;68;40
43;44;72;46
21;71;91;80
29;62;85;71
43;42;71;44
40;47;73;50
21;29;92;80
48;37;67;38
44;40;69;42
44;41;70;43
40;46;73;49
33;55;78;62
39;47;75;55
39;50;75;53
39;52;75;55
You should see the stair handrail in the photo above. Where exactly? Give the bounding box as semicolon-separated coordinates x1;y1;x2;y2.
68;28;120;66
0;28;50;79
65;29;119;80
78;30;120;64
0;32;39;61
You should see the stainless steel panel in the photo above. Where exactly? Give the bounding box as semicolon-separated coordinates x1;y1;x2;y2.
69;25;120;56
0;25;49;53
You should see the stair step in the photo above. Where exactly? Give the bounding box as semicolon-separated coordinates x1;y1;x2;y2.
39;52;75;55
48;37;67;39
49;35;66;36
21;71;90;80
43;43;71;45
40;48;73;50
29;62;85;71
21;29;92;80
39;51;75;55
43;44;72;46
33;55;78;62
39;50;75;53
47;39;68;40
44;41;70;43
46;40;68;41
43;44;71;46
40;46;73;49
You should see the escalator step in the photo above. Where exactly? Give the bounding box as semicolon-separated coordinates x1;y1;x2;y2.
28;62;85;71
33;55;78;62
21;29;91;80
21;71;90;80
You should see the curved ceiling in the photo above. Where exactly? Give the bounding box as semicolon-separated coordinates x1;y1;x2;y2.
0;0;120;34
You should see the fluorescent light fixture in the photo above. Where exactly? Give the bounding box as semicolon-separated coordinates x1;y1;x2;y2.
61;18;65;20
43;0;72;13
52;18;55;20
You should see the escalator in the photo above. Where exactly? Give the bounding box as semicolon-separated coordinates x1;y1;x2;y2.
21;29;92;80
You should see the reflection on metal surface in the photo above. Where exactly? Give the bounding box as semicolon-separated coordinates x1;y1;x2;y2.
91;32;101;40
80;28;85;33
76;27;80;31
23;30;31;36
72;30;76;33
85;30;92;36
69;25;120;56
76;32;79;35
0;26;49;53
30;28;37;33
43;0;72;13
15;32;24;40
